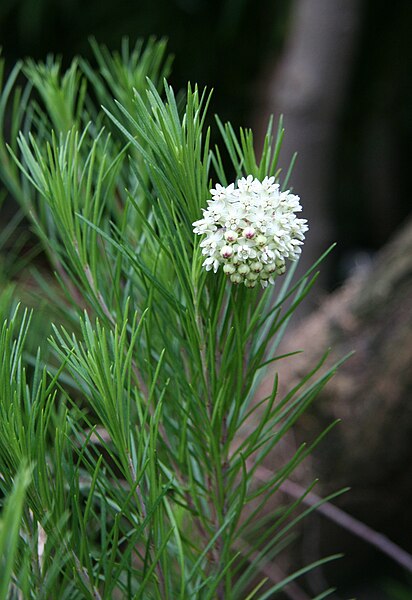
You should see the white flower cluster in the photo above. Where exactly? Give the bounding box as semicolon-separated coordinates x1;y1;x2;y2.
193;175;308;288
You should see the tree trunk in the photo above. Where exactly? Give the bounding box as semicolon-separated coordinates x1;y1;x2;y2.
255;0;362;291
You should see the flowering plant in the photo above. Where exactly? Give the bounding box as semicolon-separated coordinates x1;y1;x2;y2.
0;40;342;599
193;175;308;286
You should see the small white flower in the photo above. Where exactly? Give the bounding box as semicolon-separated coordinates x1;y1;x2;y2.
193;175;308;287
200;230;223;253
237;175;254;193
248;208;268;231
261;176;276;190
264;262;277;274
239;194;258;212
224;206;246;231
192;217;217;235
236;244;257;261
261;247;275;264
202;256;220;273
206;199;226;220
210;183;233;200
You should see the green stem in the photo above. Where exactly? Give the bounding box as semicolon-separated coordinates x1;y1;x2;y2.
216;411;230;599
194;286;212;419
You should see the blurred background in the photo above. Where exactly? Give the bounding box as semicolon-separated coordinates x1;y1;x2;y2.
1;0;412;598
2;0;411;290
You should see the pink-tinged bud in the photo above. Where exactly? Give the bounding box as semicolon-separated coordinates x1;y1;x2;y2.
243;226;256;239
220;245;233;259
225;230;238;243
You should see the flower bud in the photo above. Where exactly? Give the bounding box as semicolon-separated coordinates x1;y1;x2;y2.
237;264;250;275
255;234;267;246
244;279;257;288
230;273;243;284
225;230;238;243
220;245;233;259
250;261;263;273
223;263;236;275
243;226;256;239
264;262;277;273
246;271;259;281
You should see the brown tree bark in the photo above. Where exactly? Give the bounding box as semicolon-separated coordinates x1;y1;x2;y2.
258;215;412;592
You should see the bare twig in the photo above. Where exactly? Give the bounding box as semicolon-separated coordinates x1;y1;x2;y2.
255;466;412;573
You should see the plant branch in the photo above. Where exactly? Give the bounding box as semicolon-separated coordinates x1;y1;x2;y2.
256;467;412;573
127;452;166;597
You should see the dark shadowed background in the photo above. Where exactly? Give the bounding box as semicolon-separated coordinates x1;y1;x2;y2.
1;1;412;598
2;0;411;289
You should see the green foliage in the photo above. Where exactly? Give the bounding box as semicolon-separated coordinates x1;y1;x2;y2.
0;464;32;600
0;38;343;598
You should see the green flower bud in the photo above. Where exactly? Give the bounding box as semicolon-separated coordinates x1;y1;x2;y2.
237;263;250;275
244;279;257;288
250;261;263;273
255;234;267;246
223;263;236;275
230;272;243;284
264;262;277;273
246;271;259;281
